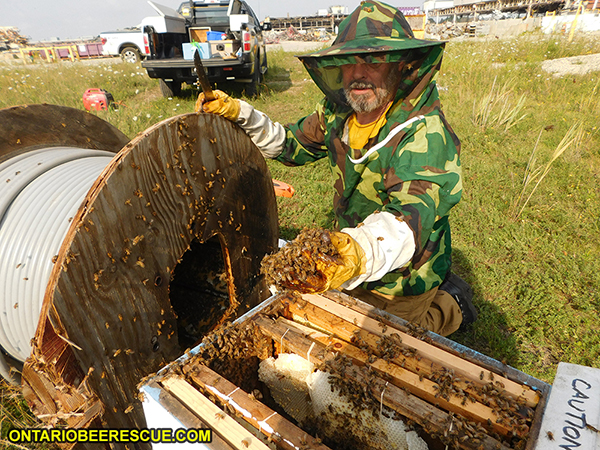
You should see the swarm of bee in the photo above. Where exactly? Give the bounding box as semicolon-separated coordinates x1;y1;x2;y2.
182;320;272;393
261;227;341;293
405;322;433;343
162;289;536;450
319;354;383;417
309;354;413;450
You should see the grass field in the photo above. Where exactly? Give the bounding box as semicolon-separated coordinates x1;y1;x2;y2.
0;31;599;445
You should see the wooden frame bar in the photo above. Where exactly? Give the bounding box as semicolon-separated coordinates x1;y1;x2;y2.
298;293;539;407
161;376;271;450
145;380;235;450
183;363;332;450
285;298;536;421
253;315;512;450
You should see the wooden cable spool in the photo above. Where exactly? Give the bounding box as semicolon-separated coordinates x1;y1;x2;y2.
0;104;279;440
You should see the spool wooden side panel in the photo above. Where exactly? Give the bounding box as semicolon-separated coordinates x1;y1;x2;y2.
22;113;279;437
0;104;129;161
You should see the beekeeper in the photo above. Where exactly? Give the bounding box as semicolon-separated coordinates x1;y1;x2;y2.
195;0;477;336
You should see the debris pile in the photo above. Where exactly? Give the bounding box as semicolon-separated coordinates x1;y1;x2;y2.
264;27;334;44
0;27;28;47
425;22;468;39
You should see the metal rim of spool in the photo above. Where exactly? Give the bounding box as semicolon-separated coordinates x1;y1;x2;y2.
1;104;279;435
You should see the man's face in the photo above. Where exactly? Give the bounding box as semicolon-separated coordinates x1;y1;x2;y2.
341;61;402;115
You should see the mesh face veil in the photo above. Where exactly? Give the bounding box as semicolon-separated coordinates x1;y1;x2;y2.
296;1;446;108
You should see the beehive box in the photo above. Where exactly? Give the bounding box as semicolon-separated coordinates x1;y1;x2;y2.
140;290;550;450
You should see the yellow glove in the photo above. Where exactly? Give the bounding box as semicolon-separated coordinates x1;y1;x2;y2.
279;231;365;294
315;231;366;292
194;89;240;121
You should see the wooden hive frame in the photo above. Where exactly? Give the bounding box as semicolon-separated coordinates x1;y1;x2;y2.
144;290;551;450
0;104;279;442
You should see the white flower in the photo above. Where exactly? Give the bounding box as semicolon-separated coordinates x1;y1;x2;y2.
146;114;151;118
133;116;138;121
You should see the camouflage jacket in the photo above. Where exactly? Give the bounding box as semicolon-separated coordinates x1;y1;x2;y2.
275;60;462;297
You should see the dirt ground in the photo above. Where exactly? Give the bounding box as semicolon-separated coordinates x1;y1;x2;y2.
541;52;600;76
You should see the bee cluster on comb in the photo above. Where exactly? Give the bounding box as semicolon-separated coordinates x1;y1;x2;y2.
260;227;341;293
151;290;548;450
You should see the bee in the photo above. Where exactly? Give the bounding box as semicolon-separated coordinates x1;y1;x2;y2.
547;431;554;440
586;423;600;432
251;389;263;400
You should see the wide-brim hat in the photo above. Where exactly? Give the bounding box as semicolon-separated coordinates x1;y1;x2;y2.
296;1;446;106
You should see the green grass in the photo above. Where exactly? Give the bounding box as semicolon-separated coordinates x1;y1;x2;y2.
1;32;600;440
438;34;600;381
0;380;51;449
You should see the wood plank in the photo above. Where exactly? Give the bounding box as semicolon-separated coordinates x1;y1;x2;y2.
161;376;271;450
271;316;520;439
300;293;539;407
146;380;234;450
322;290;549;399
286;299;535;420
184;363;332;450
253;315;512;450
277;316;331;341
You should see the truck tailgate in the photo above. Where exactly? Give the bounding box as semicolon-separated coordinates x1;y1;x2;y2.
142;57;244;69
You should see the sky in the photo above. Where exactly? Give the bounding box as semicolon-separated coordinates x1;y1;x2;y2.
0;0;420;42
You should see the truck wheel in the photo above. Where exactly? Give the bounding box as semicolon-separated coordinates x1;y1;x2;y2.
159;79;182;98
245;58;261;98
120;47;140;64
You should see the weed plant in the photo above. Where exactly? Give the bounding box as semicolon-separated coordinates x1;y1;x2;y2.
0;32;599;440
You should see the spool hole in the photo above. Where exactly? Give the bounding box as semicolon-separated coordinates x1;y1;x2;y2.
169;235;231;351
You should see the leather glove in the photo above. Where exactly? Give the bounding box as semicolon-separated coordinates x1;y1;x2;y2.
281;231;366;294
194;89;241;121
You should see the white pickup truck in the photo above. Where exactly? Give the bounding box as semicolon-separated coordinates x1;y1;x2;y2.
141;0;270;97
100;27;149;63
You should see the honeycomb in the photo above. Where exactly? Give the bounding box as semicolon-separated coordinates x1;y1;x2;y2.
258;353;429;450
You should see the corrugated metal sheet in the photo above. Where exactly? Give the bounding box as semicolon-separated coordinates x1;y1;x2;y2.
0;147;114;362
